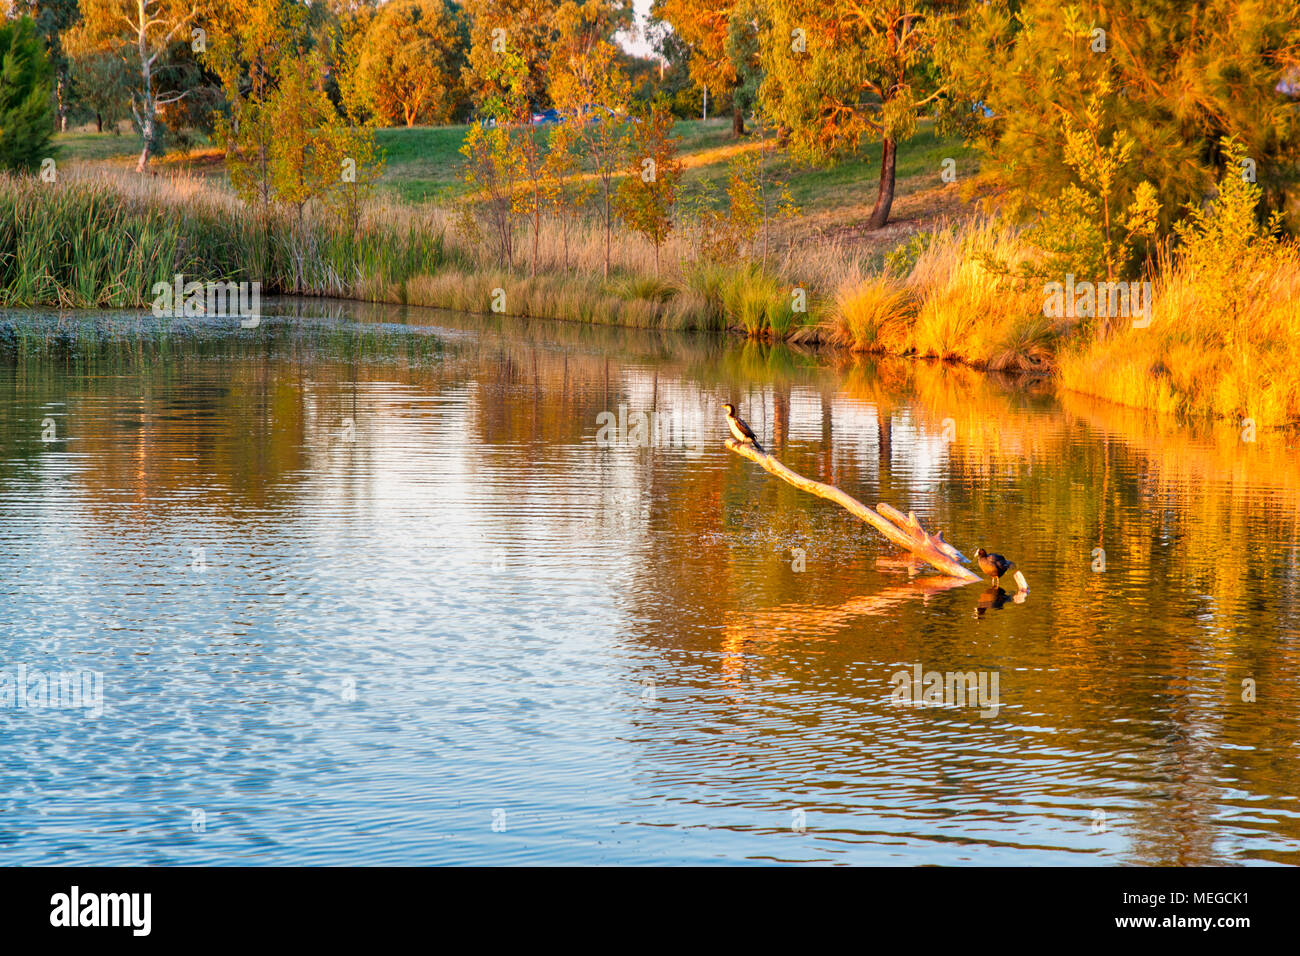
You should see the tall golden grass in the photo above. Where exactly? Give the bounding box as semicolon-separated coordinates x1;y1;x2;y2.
829;219;1067;371
1058;241;1300;426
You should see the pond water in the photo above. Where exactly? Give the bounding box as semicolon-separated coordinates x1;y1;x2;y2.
1;300;1298;865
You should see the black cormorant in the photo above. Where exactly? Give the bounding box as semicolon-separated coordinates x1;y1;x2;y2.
723;403;763;453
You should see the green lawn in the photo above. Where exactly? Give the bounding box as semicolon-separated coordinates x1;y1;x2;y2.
665;118;979;214
54;129;142;163
371;125;474;203
371;119;750;203
777;124;980;209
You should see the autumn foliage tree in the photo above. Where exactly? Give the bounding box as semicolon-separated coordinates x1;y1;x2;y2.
461;0;562;111
616;101;683;274
328;0;377;121
549;7;631;277
354;0;468;126
202;2;382;225
79;0;201;171
205;0;306;210
267;52;343;222
542;119;590;269
654;0;747;136
461;48;529;266
504;54;555;276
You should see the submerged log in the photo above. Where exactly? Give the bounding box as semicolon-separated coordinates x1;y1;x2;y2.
725;438;980;581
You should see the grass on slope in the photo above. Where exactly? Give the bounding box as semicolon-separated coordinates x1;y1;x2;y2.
54;119;978;216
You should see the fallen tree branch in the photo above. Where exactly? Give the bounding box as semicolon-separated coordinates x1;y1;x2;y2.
875;502;969;564
725;438;980;581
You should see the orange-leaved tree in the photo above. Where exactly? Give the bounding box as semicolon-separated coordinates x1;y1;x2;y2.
549;2;631;277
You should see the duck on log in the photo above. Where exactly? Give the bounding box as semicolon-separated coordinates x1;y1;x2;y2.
724;438;980;582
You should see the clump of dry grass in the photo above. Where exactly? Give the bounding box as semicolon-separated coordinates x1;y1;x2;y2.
906;220;1060;370
825;219;1064;370
830;274;914;352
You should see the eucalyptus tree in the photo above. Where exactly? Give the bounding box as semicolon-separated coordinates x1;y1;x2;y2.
756;0;966;229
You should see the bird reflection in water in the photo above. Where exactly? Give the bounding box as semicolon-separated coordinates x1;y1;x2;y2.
973;585;1028;619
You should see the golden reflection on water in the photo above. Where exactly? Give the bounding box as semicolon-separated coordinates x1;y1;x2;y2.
0;301;1297;865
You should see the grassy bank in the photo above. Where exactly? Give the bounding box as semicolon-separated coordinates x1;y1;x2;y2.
18;124;1300;427
0;166;838;337
1057;240;1300;428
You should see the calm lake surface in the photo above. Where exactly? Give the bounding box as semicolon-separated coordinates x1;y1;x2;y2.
1;300;1298;865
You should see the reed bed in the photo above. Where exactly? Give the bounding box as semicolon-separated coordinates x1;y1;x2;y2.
0;172;445;308
2;171;830;339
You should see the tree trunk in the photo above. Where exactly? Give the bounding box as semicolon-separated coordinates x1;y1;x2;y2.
135;117;153;173
773;387;790;449
96;113;104;133
722;577;973;648
531;208;539;277
732;104;744;138
57;73;68;132
877;408;892;467
135;18;154;174
603;184;611;279
819;393;834;484
866;136;897;230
